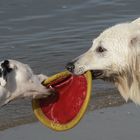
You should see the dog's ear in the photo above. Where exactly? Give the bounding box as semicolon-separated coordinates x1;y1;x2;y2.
1;60;13;73
131;18;140;49
132;18;140;25
130;34;140;49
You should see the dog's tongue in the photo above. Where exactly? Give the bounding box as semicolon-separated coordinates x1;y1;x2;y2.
32;71;92;131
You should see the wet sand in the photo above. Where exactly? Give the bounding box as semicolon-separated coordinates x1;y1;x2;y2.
0;103;140;140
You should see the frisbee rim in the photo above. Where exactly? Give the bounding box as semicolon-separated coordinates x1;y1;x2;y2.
32;71;92;131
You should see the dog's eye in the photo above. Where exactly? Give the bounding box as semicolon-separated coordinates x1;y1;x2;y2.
96;46;107;53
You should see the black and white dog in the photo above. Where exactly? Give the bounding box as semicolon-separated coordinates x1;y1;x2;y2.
0;59;50;107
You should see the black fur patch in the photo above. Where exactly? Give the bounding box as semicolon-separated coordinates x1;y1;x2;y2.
1;60;12;73
0;60;13;78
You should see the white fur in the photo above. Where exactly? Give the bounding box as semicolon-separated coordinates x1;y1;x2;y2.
0;60;50;106
73;18;140;105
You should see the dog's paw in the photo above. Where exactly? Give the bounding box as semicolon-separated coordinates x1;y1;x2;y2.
32;87;56;99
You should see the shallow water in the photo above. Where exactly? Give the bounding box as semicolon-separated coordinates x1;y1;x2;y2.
0;0;139;130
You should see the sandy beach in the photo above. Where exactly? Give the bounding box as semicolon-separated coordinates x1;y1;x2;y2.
0;103;140;140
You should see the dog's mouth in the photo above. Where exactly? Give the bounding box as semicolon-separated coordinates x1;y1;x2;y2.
91;70;104;79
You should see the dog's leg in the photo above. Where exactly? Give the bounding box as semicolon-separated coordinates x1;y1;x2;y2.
17;81;52;99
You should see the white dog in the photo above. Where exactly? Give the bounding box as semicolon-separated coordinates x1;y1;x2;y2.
66;18;140;105
0;59;51;107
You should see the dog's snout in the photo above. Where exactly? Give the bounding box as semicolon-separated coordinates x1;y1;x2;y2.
66;62;75;73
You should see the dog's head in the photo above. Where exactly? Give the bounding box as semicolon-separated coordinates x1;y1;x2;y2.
0;60;13;86
66;21;140;82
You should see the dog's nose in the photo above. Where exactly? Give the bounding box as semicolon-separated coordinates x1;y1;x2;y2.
66;62;75;73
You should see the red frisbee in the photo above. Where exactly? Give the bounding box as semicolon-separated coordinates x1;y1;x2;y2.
32;71;92;131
